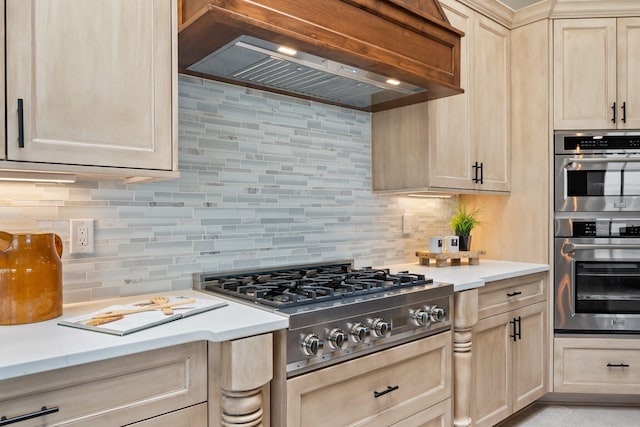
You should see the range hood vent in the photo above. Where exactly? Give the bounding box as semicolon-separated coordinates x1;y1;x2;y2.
179;0;464;112
187;36;425;109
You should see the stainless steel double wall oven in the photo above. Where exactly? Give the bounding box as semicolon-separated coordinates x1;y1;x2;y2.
555;130;640;333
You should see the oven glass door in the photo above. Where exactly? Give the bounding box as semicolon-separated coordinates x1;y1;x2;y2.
574;261;640;314
555;238;640;332
555;155;640;211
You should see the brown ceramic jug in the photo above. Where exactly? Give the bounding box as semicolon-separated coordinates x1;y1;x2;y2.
0;232;63;325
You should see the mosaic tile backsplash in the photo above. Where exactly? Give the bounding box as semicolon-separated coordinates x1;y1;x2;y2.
1;75;456;303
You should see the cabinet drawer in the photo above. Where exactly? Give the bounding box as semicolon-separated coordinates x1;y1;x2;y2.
554;337;640;394
0;342;207;426
287;332;452;427
389;398;452;427
129;402;207;427
478;272;546;319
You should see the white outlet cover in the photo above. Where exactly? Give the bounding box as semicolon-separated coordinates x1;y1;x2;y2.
70;219;94;254
402;213;416;235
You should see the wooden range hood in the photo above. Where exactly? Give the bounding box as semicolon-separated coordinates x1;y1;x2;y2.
178;0;463;112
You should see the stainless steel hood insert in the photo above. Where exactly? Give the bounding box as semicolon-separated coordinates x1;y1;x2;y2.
187;36;425;109
179;0;464;112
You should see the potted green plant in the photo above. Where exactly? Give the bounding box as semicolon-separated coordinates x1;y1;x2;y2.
449;203;482;251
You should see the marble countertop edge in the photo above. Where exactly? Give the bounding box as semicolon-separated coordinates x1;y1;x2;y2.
0;290;288;381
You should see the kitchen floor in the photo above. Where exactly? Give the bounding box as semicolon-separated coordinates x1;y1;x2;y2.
498;404;640;426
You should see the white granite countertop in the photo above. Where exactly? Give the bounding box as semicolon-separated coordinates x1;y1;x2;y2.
0;290;287;381
383;260;550;292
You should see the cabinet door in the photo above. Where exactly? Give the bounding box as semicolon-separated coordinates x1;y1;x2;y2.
471;14;510;192
617;18;640;130
512;302;547;412
470;311;512;427
1;2;4;161
427;0;473;191
6;0;174;170
429;2;509;193
553;19;617;130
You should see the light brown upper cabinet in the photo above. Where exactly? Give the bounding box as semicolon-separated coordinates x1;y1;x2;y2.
554;18;640;130
372;0;510;194
5;0;178;181
1;2;4;162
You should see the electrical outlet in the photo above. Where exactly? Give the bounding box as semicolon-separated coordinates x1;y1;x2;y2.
70;219;94;254
402;213;416;235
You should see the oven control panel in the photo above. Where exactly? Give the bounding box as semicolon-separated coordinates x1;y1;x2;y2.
569;219;640;237
555;131;640;154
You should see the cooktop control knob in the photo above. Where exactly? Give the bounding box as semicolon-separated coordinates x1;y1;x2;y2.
349;322;370;343
369;318;391;338
409;307;431;327
300;333;323;357
327;328;349;350
429;306;446;322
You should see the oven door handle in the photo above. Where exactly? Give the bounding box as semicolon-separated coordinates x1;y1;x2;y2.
563;242;640;254
565;157;640;166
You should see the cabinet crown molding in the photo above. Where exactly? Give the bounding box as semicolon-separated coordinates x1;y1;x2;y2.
551;0;640;18
460;0;640;29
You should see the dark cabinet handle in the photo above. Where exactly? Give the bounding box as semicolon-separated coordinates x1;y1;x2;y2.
622;101;627;123
0;406;59;426
606;363;629;368
507;291;522;297
612;102;617;123
374;385;399;398
472;162;484;184
17;99;25;148
510;316;522;342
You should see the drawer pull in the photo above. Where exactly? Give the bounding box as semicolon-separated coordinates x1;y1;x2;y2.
606;363;630;368
374;385;399;398
0;406;59;426
506;291;522;297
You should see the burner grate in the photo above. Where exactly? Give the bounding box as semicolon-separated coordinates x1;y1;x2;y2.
202;264;431;309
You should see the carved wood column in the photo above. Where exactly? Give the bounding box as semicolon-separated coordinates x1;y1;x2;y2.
221;388;265;426
453;289;478;427
210;334;273;427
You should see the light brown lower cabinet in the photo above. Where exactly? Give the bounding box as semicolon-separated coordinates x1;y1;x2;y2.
554;337;640;394
0;333;275;427
454;272;548;427
286;331;452;427
0;341;207;426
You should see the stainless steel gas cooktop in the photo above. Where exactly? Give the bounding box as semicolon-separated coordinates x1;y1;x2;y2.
194;260;452;376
